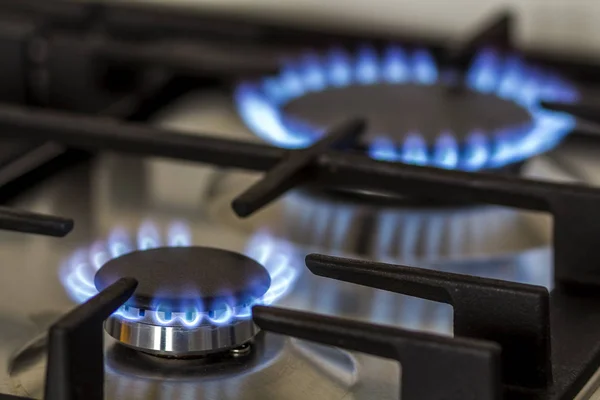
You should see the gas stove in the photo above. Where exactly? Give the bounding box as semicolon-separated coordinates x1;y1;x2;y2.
2;1;600;400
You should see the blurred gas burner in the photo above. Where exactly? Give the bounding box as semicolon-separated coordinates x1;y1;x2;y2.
235;47;578;171
60;221;299;358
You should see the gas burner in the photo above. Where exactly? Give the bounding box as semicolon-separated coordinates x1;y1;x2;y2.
60;222;299;357
235;47;578;171
96;246;269;357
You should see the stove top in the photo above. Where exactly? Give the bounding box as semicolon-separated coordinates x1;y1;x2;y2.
2;1;600;399
0;89;592;399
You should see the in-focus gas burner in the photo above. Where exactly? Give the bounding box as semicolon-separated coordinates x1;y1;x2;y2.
95;246;270;357
235;47;579;171
60;221;299;358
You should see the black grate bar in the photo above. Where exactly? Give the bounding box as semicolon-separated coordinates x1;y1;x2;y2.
0;103;284;171
306;253;551;388
319;153;557;210
541;101;600;126
0;206;73;237
444;9;514;86
252;305;502;400
546;291;600;399
45;277;138;400
0;0;280;77
231;118;365;217
98;38;281;77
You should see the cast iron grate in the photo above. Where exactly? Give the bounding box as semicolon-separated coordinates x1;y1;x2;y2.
254;253;600;399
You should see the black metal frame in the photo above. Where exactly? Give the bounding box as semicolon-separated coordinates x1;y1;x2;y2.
542;101;600;126
0;209;136;400
253;306;502;400
254;254;600;400
306;254;551;388
444;9;514;70
0;206;73;236
44;278;137;400
0;278;137;400
443;9;514;92
231;118;366;217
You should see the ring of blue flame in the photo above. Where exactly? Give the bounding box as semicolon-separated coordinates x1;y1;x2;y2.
234;47;579;170
60;222;299;328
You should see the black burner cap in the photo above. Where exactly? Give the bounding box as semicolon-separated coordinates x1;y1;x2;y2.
284;83;531;144
94;247;271;311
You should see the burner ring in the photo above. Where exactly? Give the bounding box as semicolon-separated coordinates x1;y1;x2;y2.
113;304;253;327
104;314;258;357
234;46;579;171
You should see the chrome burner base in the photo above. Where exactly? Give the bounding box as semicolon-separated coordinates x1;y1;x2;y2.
104;316;259;357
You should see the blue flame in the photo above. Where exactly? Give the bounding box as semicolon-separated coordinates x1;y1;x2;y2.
432;131;459;169
235;46;578;170
207;305;234;325
356;46;380;85
401;133;428;165
167;221;191;247
60;223;299;329
181;309;203;327
244;230;300;306
137;220;161;250
382;46;410;83
412;48;438;85
328;48;353;87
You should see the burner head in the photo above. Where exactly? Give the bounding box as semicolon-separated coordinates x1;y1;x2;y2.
283;83;530;147
95;246;272;357
235;46;579;171
60;222;299;357
95;247;271;310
